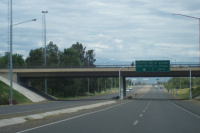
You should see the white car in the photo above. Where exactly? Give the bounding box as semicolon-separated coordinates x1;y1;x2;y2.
126;89;130;92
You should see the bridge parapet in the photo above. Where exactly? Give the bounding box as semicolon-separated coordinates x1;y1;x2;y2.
0;67;200;78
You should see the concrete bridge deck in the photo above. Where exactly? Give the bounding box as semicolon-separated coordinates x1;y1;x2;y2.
0;67;200;79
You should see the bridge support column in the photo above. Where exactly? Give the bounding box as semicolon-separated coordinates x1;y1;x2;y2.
123;77;126;98
119;76;126;99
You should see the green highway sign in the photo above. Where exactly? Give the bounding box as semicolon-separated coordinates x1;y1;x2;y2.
136;60;170;72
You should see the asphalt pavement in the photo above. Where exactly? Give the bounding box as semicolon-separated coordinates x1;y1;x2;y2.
17;86;200;133
0;86;140;116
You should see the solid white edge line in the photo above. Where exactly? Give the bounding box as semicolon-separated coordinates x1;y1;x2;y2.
168;100;200;119
17;101;132;133
159;88;200;119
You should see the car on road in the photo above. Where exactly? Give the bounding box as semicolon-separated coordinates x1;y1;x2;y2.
126;89;130;92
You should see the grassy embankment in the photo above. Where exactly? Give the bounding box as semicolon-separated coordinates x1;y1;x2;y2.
167;87;200;100
56;88;119;100
0;81;32;105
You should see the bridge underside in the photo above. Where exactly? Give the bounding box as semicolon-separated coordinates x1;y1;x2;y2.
17;71;200;78
1;67;199;100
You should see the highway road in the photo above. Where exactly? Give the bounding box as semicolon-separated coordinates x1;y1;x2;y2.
0;86;141;116
17;86;200;133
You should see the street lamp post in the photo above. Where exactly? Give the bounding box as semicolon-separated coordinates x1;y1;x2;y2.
9;0;36;105
173;13;200;64
119;66;132;99
9;0;13;105
42;11;48;94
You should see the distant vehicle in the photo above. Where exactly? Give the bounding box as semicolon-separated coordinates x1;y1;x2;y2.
155;85;158;89
126;89;130;92
129;88;132;90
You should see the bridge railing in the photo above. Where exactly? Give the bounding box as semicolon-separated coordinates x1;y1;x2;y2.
0;63;200;69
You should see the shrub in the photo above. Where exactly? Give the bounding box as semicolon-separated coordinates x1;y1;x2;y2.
191;87;200;98
12;98;18;105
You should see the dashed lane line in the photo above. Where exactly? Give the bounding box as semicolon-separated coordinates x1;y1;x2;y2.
133;120;139;126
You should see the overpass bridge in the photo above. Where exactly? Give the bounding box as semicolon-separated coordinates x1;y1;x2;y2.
0;66;200;79
0;65;200;99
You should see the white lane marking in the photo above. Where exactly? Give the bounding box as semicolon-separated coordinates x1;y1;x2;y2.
133;120;139;126
18;87;153;133
17;99;136;133
140;114;143;117
168;100;200;119
143;110;145;113
159;88;200;119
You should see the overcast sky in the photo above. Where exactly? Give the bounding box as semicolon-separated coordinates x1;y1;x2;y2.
0;0;200;65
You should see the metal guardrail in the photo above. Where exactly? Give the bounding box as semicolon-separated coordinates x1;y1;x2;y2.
0;63;200;69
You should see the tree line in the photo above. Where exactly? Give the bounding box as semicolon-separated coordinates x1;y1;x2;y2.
0;42;119;98
0;41;96;68
163;77;200;97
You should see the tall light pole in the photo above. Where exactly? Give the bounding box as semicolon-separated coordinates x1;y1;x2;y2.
9;0;36;105
9;0;13;105
42;11;48;94
173;13;200;64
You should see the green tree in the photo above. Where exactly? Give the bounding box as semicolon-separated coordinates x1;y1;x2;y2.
12;54;25;67
0;53;25;67
71;42;86;64
26;48;44;67
0;58;3;67
85;50;96;67
194;77;200;87
60;48;81;66
46;41;60;66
